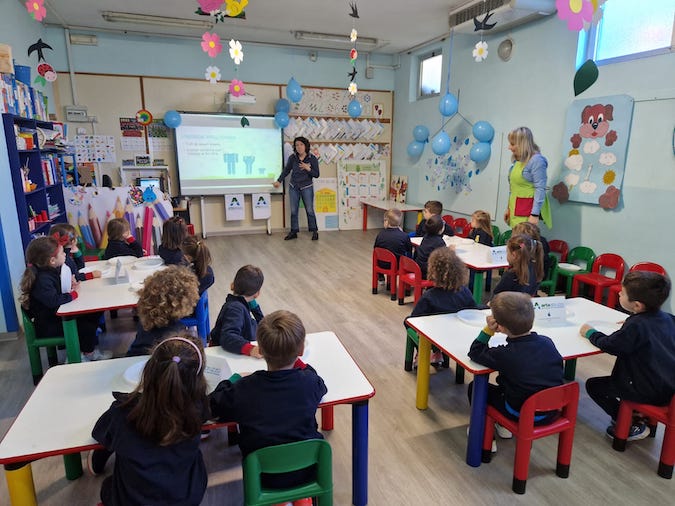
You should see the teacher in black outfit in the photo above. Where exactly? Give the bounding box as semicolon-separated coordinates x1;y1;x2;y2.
273;136;320;240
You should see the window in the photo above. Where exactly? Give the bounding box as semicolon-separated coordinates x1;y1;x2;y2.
578;0;674;66
418;51;442;98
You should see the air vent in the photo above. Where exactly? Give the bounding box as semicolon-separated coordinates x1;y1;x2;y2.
450;0;507;28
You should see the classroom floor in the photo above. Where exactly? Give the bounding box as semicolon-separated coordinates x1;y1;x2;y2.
1;230;672;505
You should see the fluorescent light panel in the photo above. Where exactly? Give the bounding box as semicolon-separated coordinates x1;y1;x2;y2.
101;11;214;30
294;31;378;47
69;33;98;46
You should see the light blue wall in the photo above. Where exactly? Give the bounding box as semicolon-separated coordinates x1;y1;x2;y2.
392;15;675;311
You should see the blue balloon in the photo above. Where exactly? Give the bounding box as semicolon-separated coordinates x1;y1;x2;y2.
407;140;424;158
439;92;458;117
163;110;181;128
348;99;362;118
286;77;303;103
274;111;290;128
431;131;451;155
470;142;492;163
275;98;290;113
413;125;429;143
473;121;495;143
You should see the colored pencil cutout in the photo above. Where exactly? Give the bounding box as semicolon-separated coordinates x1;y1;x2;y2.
88;204;103;247
125;199;136;240
78;211;95;249
142;205;154;255
153;201;170;221
135;213;143;247
113;196;124;218
152;216;162;255
68;212;82;240
99;211;111;249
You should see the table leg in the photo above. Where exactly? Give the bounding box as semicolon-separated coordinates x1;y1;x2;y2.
352;401;369;506
467;374;488;467
321;405;334;431
471;271;485;305
564;358;577;381
61;318;82;364
362;204;368;231
416;335;431;410
63;453;82;480
4;462;38;506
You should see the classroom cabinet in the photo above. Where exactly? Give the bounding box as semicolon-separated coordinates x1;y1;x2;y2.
2;114;67;251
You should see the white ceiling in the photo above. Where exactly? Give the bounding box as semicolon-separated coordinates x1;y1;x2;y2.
42;0;472;54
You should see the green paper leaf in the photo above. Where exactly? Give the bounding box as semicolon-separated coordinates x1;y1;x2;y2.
240;116;249;127
574;59;599;96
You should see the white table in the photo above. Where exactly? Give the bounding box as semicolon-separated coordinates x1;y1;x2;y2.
361;199;423;231
0;331;375;506
405;297;626;467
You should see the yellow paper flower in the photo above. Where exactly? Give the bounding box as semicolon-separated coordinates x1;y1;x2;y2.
225;0;248;17
229;39;244;65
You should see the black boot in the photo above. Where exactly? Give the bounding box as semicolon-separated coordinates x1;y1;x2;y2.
284;232;298;240
311;231;319;240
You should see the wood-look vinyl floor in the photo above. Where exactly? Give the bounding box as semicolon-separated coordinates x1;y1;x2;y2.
1;229;672;505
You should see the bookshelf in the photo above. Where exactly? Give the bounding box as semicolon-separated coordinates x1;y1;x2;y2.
2;114;67;251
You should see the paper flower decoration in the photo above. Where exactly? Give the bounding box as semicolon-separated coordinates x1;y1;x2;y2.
556;0;594;31
472;41;488;62
205;65;221;83
25;0;46;21
583;0;607;30
225;0;248;17
229;79;245;97
229;39;244;64
350;48;358;62
348;82;358;95
198;0;224;13
201;32;222;57
136;109;153;126
350;29;358;42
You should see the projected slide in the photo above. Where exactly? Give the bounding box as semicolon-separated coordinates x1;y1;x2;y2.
175;113;283;195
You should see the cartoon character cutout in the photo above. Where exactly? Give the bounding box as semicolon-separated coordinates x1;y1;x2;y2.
570;104;618;148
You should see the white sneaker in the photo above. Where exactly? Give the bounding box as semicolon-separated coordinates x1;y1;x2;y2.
81;348;113;362
495;423;513;439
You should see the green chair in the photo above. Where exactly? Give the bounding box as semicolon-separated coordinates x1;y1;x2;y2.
491;225;500;244
538;253;559;296
497;229;512;246
556;246;596;296
243;439;333;506
22;308;81;385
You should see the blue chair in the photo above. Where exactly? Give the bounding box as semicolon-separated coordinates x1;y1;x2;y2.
180;291;210;346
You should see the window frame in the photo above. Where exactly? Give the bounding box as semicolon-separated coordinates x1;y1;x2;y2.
417;50;443;100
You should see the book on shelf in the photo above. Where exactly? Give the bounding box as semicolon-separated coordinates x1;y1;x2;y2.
0;72;48;119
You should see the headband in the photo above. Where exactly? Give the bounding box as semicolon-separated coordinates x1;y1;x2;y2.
155;336;203;375
51;232;71;247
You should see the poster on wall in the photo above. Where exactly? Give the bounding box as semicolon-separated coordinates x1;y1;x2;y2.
389;175;408;203
337;159;387;230
251;193;271;220
314;178;338;231
552;94;634;209
224;193;245;221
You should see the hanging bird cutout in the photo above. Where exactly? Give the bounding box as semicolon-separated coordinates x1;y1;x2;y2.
27;38;53;61
473;12;497;31
348;66;358;82
28;38;57;86
349;1;359;18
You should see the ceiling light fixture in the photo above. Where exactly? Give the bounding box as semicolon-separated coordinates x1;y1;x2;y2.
294;31;378;48
101;11;215;30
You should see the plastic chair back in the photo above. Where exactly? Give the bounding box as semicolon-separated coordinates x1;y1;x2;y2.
243;439;333;506
630;262;666;275
491;225;500;244
397;256;434;305
497;229;512;246
372;248;398;301
590;253;625;277
442;215;454;226
21;308;74;384
453;218;471;238
538;254;559;296
548;240;569;262
179;291;210;346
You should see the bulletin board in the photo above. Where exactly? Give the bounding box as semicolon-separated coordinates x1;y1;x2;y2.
337;159;387;230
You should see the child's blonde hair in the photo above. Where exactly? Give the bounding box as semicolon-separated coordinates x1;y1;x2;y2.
107;218;130;241
508;126;540;165
471;210;493;240
20;236;60;309
506;234;544;285
491;292;534;336
256;310;306;370
138;266;200;331
181;236;211;280
427;248;469;291
384;208;402;228
512;221;541;242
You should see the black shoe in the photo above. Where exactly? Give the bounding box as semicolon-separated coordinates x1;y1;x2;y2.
311;231;319;241
284;232;298;240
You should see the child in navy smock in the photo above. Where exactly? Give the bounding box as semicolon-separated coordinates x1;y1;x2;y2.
415;200;454;237
158;216;187;265
180;235;214;296
492;234;543;297
414;214;446;279
103;218;143;259
374;208;412;270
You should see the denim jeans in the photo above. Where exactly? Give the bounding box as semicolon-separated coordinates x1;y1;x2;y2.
289;184;317;232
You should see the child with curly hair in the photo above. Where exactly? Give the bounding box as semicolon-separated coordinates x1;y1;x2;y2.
126;266;200;356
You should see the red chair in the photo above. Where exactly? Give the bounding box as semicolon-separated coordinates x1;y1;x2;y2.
606;262;667;309
453;218;471;238
481;382;580;494
612;394;675;479
397;256;434;305
372;248;398;301
441;214;454;226
571;253;626;304
548;240;569;262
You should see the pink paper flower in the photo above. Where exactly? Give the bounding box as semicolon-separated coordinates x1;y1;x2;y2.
556;0;594;31
198;0;225;13
229;79;245;97
25;0;46;22
201;32;222;57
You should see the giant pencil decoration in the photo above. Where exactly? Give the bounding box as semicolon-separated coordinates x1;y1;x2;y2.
68;212;81;240
113;196;124;219
152;216;162;255
99;211;111;249
88;204;103;247
124;199;136;240
135;214;143;246
142;205;154;255
153;201;170;221
78;211;96;249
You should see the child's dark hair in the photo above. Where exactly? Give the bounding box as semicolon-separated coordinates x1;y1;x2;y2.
427;247;468;291
471;210;493;240
491;292;534;336
424;200;443;216
293;136;311;154
123;334;208;445
507;234;544;285
623;271;671;311
107;218;130;241
161;216;188;250
181;235;211;280
232;265;264;296
138;266;200;331
425;214;444;236
384;208;402;228
257;310;306;370
20;236;60;309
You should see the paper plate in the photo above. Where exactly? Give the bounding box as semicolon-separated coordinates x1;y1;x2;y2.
558;262;582;272
133;258;164;270
457;309;491;327
107;256;138;265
